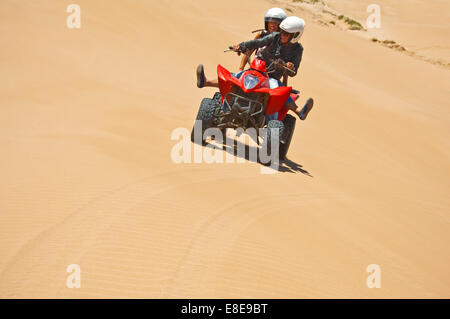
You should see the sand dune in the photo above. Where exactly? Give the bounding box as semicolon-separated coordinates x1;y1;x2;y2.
324;0;450;63
0;0;449;298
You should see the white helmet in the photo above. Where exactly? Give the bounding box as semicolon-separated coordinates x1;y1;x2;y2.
264;8;287;30
279;16;305;43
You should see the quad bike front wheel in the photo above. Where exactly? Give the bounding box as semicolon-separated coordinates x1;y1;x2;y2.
191;98;220;145
212;92;222;104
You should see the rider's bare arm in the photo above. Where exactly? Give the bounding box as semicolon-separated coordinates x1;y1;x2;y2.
239;32;262;71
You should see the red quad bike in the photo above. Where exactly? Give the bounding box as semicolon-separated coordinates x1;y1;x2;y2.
191;48;300;162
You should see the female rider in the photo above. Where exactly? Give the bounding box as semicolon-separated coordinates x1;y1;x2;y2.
238;8;287;72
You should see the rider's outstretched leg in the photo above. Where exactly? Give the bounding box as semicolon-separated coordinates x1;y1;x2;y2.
299;98;314;120
286;98;314;120
196;64;219;88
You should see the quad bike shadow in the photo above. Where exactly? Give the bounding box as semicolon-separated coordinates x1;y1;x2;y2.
204;137;312;176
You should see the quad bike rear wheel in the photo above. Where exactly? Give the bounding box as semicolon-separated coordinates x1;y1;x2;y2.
262;119;285;166
280;114;296;160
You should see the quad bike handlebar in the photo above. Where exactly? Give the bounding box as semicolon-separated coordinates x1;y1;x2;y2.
266;59;296;76
224;46;254;65
224;46;295;76
224;46;248;55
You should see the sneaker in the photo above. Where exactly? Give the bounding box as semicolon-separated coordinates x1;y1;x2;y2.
299;98;314;120
196;64;205;88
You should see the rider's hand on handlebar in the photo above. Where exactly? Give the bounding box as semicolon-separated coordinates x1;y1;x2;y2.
286;62;295;70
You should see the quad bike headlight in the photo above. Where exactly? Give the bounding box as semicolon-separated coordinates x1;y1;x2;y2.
243;75;259;90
